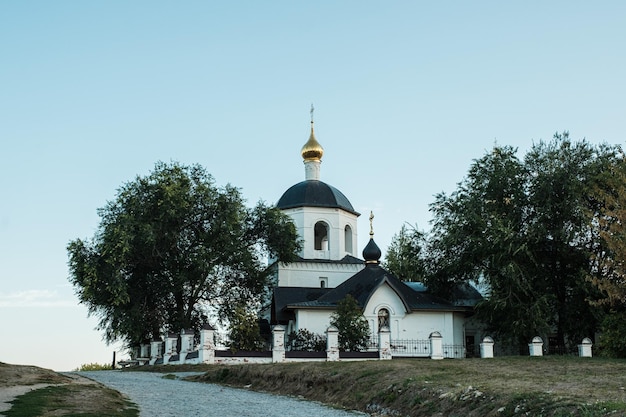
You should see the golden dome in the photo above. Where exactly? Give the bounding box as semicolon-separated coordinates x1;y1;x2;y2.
301;121;324;161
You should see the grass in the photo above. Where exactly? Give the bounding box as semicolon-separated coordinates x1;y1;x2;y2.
184;356;626;416
4;384;139;417
5;357;626;416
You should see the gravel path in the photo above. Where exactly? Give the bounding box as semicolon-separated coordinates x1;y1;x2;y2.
78;371;367;417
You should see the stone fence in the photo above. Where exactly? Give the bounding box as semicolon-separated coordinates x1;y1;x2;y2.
123;326;454;367
479;336;594;358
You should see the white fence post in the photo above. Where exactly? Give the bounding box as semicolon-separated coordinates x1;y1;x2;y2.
199;324;216;364
578;337;593;358
429;331;444;360
149;339;163;365
480;336;494;358
163;333;178;364
180;329;195;362
272;325;286;363
378;327;392;360
529;336;544;356
326;326;339;361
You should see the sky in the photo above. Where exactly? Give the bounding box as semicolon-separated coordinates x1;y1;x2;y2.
1;1;625;371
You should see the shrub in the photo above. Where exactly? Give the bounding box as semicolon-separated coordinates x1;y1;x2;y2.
74;362;112;371
287;329;326;351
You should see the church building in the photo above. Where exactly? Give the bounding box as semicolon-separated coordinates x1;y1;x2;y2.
268;113;480;356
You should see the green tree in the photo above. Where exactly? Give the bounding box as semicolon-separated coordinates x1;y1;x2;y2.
330;295;370;351
587;151;626;356
425;134;619;350
588;151;626;306
383;223;426;282
227;304;266;351
67;161;299;347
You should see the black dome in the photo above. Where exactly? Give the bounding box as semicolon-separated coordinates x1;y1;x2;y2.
362;238;382;264
276;180;359;215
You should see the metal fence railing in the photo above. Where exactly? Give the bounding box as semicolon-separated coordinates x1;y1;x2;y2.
390;339;431;357
442;344;466;359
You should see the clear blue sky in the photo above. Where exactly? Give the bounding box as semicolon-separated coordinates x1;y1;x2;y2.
1;1;624;371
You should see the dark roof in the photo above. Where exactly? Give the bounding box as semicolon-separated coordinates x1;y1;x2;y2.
286;264;468;313
276;180;360;216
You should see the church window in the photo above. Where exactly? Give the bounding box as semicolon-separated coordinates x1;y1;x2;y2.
314;221;329;250
378;308;390;332
344;225;353;254
320;277;328;288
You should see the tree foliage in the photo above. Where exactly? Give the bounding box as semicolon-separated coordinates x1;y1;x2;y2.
287;329;326;352
67;161;300;347
383;223;426;282
227;304;266;352
424;133;620;349
330;295;371;351
588;151;626;306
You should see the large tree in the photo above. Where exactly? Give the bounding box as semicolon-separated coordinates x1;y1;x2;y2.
67;161;300;347
587;151;626;356
425;133;619;350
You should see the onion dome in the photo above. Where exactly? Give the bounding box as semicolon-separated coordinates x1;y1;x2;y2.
363;238;381;264
363;211;381;264
301;121;324;161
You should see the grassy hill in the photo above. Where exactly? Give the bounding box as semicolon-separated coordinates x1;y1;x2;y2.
4;357;626;416
180;356;626;416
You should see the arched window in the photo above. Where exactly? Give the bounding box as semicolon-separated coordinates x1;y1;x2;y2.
378;308;390;332
314;221;329;250
344;225;353;254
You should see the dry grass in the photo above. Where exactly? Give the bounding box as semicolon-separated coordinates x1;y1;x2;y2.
184;356;626;416
0;362;138;417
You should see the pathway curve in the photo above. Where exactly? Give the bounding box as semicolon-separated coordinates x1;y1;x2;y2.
79;371;367;417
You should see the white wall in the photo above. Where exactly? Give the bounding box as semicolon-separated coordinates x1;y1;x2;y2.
277;261;363;288
295;309;334;335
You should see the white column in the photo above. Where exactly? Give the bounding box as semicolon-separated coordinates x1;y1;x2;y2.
149;339;163;365
378;327;392;360
163;333;178;364
529;336;544;356
429;331;444;360
326;326;339;361
480;336;494;358
578;337;593;358
272;325;286;363
180;329;195;362
199;325;216;364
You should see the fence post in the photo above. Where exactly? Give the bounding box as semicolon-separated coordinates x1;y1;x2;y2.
139;344;150;364
326;326;339;361
529;336;544;356
429;331;444;360
272;325;286;363
180;329;195;362
480;336;494;358
149;338;163;365
163;333;178;364
199;324;216;364
378;327;392;360
578;337;593;358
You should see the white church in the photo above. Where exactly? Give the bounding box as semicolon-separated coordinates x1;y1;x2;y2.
267;114;482;357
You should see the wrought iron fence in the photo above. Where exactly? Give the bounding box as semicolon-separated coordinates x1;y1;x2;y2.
443;344;466;359
390;339;431;357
